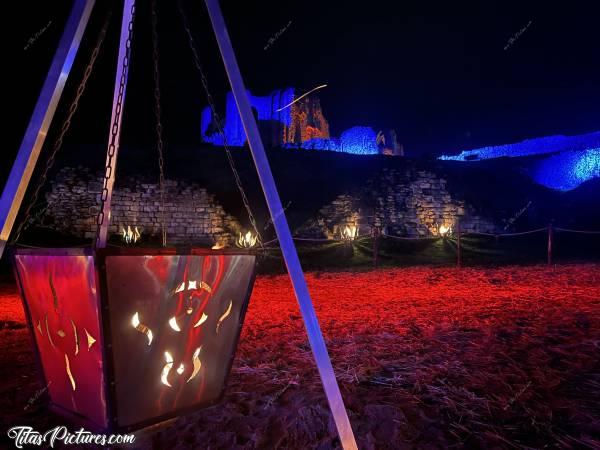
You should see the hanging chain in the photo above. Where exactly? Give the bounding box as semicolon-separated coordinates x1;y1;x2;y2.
151;0;167;247
11;8;113;245
95;2;136;248
177;0;263;249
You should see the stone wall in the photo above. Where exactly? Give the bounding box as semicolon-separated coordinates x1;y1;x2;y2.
41;167;240;245
40;166;497;244
297;168;497;238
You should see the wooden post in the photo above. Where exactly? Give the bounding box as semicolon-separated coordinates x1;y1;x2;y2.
456;221;461;268
373;226;380;267
547;222;553;266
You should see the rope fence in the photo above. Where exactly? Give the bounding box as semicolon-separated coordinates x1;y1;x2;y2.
555;227;600;235
12;225;599;268
259;224;600;268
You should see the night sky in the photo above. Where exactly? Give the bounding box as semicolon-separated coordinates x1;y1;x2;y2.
5;0;600;166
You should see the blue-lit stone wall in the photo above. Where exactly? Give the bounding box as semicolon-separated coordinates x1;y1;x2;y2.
439;132;600;162
201;88;294;146
201;88;380;155
438;131;600;191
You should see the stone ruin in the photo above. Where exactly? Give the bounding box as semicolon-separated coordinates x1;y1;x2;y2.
296;168;497;238
36;165;497;244
39;167;241;246
201;87;404;156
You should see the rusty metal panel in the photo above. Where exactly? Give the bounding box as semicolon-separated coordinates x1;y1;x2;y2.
13;252;107;428
103;253;256;428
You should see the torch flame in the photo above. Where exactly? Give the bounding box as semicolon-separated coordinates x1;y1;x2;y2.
439;225;451;236
122;225;141;244
341;224;358;241
237;231;257;248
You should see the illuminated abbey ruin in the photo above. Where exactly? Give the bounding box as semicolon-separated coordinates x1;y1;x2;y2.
200;88;403;155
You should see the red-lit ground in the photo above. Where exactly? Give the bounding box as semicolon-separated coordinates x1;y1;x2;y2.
1;265;599;449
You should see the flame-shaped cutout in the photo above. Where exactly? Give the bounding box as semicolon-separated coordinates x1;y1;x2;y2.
84;328;97;350
216;301;233;334
193;313;208;328
65;354;76;391
49;273;59;311
131;312;153;345
36;320;43;336
168;317;181;332
187;347;202;383
161;352;174;387
57;329;66;338
176;363;185;375
71;320;79;355
172;280;212;295
45;315;55;348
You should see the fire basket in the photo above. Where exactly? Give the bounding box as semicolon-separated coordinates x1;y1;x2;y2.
12;247;256;432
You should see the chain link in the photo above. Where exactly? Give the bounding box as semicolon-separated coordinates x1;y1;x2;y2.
11;8;113;244
151;0;167;247
95;2;136;248
177;0;263;249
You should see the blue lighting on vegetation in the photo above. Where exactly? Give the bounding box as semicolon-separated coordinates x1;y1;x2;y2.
438;131;600;191
296;137;341;151
532;148;600;191
285;127;379;155
339;126;379;155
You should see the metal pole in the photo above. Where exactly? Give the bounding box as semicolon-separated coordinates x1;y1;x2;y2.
547;222;553;265
456;221;461;268
203;1;357;448
97;0;136;247
0;0;95;260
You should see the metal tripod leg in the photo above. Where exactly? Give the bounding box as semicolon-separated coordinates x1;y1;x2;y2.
0;0;95;260
204;1;358;448
96;0;136;248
